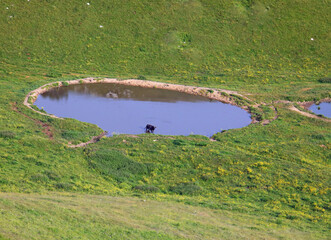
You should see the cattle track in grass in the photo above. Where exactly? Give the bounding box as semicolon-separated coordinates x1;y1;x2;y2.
275;99;331;123
11;102;54;140
289;105;331;123
68;131;108;148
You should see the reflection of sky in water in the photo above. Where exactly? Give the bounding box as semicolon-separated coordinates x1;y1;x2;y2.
34;85;252;136
309;103;331;118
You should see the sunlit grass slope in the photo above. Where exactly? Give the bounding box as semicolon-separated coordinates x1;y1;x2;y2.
0;0;330;83
0;0;330;239
0;192;328;240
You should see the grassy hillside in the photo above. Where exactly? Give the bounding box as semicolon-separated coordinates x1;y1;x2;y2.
1;0;330;84
0;192;327;240
0;0;330;239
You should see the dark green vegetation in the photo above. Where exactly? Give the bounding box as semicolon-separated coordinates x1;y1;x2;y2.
0;0;330;239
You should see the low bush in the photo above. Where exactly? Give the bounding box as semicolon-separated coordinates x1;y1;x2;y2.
318;77;331;83
54;182;73;190
169;182;202;196
172;139;188;146
44;170;60;180
220;92;229;97
30;174;49;183
87;149;147;183
0;130;16;139
137;75;146;80
133;185;160;193
61;130;84;140
46;70;62;78
310;134;325;140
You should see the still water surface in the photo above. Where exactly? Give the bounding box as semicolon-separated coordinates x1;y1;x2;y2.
34;83;251;136
309;102;331;118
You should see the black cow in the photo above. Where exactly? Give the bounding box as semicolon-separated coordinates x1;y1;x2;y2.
145;124;156;133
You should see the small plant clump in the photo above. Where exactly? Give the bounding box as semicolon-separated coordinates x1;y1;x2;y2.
46;70;62;78
137;75;146;80
0;130;16;139
169;182;202;196
318;77;331;83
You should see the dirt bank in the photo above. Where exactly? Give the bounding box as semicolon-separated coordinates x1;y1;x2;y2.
290;99;331;123
11;102;54;139
68;131;107;148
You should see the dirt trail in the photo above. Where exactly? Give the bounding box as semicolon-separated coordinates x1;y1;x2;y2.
11;102;54;139
262;106;279;125
288;105;331;123
12;101;108;146
274;99;331;123
68;132;107;148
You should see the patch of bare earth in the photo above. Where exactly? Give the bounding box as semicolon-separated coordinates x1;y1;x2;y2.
288;105;331;123
11;102;54;139
68;132;107;148
274;99;330;123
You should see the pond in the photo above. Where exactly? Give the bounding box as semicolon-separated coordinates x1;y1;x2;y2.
309;102;331;118
34;83;252;136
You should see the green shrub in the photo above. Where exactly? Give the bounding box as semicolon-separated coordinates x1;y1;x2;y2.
54;182;73;190
172;139;187;146
318;77;331;83
201;174;213;181
310;134;325;140
133;185;160;193
87;149;147;183
180;33;192;43
0;179;9;184
220;92;229;97
194;142;208;147
61;130;83;140
0;131;16;139
241;0;254;8
46;70;62;78
44;170;60;180
138;75;146;80
62;81;69;86
30;174;48;183
169;182;202;196
248;106;263;121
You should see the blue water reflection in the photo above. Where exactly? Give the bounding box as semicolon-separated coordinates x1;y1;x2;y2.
34;83;252;136
309;102;331;118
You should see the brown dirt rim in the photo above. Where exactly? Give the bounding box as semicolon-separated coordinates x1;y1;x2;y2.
11;102;54;139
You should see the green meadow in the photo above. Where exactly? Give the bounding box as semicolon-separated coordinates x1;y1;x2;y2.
0;0;330;239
